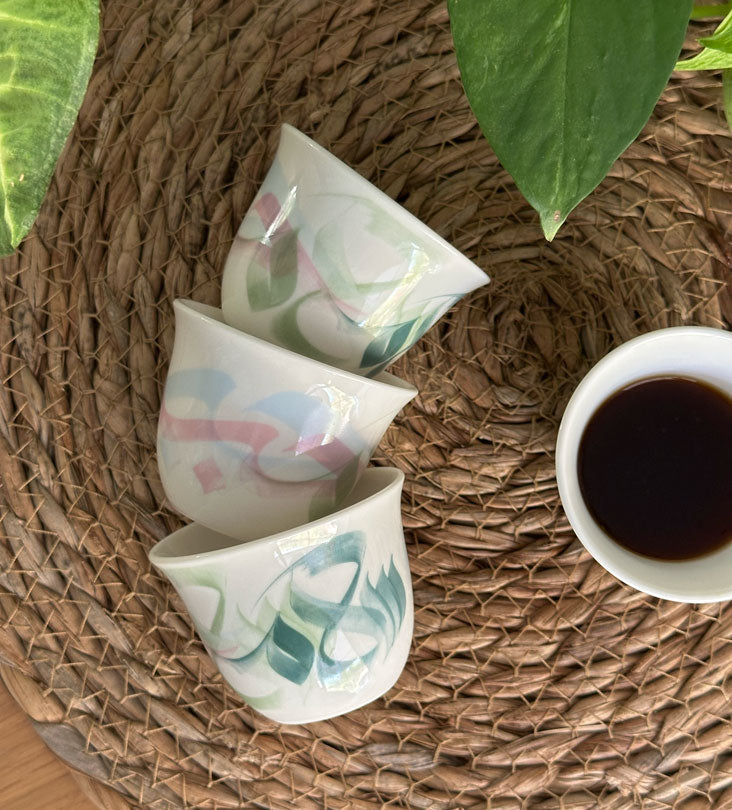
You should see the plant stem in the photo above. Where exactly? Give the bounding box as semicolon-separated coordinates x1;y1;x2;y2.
722;69;732;131
690;3;732;19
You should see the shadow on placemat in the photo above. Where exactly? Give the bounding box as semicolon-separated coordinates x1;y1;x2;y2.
0;1;730;809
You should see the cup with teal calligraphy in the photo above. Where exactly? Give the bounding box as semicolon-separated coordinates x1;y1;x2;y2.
221;124;490;377
149;467;413;724
157;300;417;539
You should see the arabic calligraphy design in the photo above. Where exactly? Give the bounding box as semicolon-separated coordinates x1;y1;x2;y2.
172;531;408;710
230;187;461;376
158;367;366;520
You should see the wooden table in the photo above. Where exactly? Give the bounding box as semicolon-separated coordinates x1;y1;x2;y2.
0;683;96;810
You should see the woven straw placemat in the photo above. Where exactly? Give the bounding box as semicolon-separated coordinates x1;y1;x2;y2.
0;2;731;808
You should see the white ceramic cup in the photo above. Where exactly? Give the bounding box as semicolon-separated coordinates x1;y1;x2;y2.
149;467;413;724
221;124;490;377
556;327;732;603
157;300;417;539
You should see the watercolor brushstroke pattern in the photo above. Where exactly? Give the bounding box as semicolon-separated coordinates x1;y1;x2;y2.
158;367;367;520
227;184;463;376
170;531;409;711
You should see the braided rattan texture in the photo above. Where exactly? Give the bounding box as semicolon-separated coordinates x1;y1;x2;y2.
0;2;731;808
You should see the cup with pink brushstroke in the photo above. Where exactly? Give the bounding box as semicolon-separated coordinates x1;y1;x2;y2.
157;300;417;540
221;124;489;378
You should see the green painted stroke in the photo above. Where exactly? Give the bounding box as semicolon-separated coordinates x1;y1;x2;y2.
188;532;409;701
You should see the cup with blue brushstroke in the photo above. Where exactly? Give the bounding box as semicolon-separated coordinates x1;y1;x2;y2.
221;124;490;377
149;466;413;724
157;300;416;540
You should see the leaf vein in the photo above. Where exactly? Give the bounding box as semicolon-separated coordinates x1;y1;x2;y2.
0;138;16;240
0;82;74;107
0;12;74;33
557;0;571;221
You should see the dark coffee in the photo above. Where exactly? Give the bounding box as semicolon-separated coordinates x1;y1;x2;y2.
577;377;732;561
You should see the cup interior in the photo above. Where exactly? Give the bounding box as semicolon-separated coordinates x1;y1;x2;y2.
149;466;403;565
556;327;732;603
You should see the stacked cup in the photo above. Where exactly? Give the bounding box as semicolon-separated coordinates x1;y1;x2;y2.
149;125;490;724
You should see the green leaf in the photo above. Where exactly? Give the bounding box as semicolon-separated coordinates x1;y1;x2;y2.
359;332;390;372
723;69;732;128
386;559;407;624
675;8;732;70
246;230;299;311
0;0;99;256
675;47;732;69
361;575;397;645
691;3;732;20
448;0;692;240
246;259;273;311
699;8;732;51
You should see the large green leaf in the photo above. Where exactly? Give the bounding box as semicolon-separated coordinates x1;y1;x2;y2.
448;0;692;240
0;0;99;255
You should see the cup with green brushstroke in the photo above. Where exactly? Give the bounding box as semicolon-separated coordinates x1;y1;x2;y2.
221;124;490;377
148;467;413;725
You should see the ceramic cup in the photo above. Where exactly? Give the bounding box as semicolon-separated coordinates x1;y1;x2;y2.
157;300;417;539
149;466;413;724
221;124;490;377
556;327;732;603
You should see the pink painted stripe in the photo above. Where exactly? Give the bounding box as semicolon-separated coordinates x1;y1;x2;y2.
160;404;357;475
193;458;226;494
159;405;278;454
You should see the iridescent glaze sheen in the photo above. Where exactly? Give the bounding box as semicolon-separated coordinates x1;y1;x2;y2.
149;467;413;724
222;125;489;376
157;300;416;539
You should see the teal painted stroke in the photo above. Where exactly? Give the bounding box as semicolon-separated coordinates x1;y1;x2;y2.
225;532;409;693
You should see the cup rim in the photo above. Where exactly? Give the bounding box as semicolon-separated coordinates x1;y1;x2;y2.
173;299;418;398
556;326;732;603
149;466;405;568
279;123;490;287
